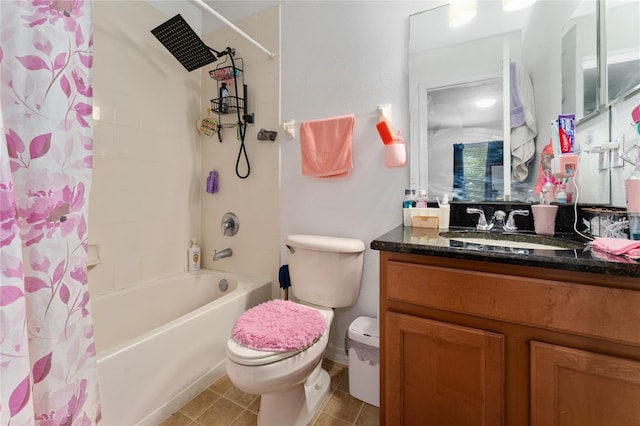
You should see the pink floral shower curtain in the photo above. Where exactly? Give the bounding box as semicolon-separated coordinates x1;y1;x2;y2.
0;1;101;424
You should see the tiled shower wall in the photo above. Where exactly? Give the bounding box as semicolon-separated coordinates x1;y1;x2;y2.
89;1;202;295
89;1;281;297
199;7;281;287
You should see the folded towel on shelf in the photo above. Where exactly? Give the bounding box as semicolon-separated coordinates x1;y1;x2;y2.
590;237;640;259
299;114;355;178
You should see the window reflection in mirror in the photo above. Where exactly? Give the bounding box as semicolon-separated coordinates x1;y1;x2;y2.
454;141;504;201
426;78;506;201
606;0;640;104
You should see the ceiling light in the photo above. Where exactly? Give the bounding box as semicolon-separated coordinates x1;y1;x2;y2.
449;0;477;28
476;97;497;108
502;0;537;12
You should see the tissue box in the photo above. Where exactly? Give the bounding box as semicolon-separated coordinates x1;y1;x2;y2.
403;208;450;229
411;215;439;228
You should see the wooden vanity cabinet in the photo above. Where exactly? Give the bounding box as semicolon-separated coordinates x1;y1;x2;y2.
530;341;640;425
379;250;640;426
386;312;505;426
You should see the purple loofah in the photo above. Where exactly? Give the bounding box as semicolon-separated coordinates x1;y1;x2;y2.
206;170;219;194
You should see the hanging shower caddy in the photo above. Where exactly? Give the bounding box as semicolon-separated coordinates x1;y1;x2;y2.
210;56;244;115
208;49;254;178
209;55;253;125
150;14;255;178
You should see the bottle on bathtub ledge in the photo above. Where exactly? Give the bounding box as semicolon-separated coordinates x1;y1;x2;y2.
188;239;201;272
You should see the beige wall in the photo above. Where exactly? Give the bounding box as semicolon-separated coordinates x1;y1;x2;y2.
199;7;281;289
89;2;280;297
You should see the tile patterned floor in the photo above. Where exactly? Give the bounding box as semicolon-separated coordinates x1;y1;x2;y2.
160;360;379;426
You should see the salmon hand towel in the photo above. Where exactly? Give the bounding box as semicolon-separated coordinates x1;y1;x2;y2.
299;114;355;178
590;237;640;259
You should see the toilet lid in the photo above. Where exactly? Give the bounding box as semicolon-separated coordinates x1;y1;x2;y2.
231;300;327;351
227;303;332;366
226;338;302;366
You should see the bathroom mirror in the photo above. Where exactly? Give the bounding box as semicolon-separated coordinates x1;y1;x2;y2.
409;2;528;201
409;0;608;203
605;0;640;104
561;0;599;121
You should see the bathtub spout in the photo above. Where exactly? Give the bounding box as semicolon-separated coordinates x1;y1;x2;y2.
213;248;232;261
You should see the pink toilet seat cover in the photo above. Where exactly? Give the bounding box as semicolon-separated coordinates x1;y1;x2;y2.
232;300;327;352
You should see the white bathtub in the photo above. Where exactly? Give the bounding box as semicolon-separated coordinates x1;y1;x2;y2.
92;269;271;425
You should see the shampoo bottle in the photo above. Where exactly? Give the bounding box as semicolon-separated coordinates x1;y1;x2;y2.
219;82;228;113
403;189;416;226
188;239;201;272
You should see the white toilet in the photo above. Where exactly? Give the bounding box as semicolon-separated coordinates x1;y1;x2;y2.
225;234;365;426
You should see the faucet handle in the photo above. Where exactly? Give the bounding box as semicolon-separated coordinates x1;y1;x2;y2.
466;207;491;231
221;212;239;236
505;209;530;232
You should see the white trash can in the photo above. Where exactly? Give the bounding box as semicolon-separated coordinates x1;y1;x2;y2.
346;316;380;407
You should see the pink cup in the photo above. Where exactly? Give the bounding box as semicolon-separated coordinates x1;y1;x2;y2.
531;204;558;236
385;143;406;168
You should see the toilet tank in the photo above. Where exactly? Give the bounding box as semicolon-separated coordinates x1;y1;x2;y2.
285;234;365;308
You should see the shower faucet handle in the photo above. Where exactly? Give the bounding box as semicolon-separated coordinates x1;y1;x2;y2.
221;212;239;236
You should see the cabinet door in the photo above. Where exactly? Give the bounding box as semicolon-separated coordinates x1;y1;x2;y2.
385;312;504;426
531;341;640;426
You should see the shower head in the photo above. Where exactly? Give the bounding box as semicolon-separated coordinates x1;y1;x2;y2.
151;14;221;72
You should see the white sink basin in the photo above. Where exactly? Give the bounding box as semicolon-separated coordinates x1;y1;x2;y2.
440;231;585;251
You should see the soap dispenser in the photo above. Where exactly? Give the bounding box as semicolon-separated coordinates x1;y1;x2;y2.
541;176;556;204
437;194;450;229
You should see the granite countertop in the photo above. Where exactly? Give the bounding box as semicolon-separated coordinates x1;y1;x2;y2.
371;225;640;278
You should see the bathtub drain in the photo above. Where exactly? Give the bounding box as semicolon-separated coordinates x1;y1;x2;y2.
219;278;229;292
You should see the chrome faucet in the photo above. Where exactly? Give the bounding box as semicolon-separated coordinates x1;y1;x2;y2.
467;207;530;232
490;210;507;231
505;209;530;232
212;248;232;261
466;207;491;231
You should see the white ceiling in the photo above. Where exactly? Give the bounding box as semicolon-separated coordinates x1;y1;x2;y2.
202;1;278;33
146;0;278;35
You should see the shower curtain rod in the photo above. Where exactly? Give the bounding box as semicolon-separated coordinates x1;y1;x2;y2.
188;0;276;59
